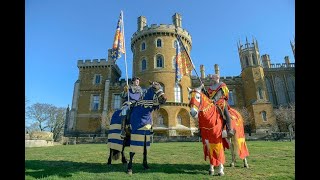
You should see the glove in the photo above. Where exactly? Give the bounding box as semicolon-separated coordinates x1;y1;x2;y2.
123;85;129;92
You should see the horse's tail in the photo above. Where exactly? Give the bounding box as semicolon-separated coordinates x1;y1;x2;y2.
111;149;120;160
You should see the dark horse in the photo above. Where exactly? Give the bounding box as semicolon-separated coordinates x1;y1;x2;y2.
107;81;166;175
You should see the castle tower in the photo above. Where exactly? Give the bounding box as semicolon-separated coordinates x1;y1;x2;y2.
138;16;147;31
68;49;122;136
238;37;261;70
261;54;271;68
214;64;220;75
200;65;205;79
284;56;290;65
130;13;196;136
238;38;275;134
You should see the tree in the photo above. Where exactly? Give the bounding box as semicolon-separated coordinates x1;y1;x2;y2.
26;103;67;141
235;106;253;135
274;102;295;141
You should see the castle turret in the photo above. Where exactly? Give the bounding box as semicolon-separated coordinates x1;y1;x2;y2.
261;54;271;68
284;56;290;65
238;37;261;70
200;65;205;79
214;64;220;75
172;13;182;28
138;16;147;31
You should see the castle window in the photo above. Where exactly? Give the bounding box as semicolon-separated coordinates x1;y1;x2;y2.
141;58;147;71
172;57;176;69
261;111;267;122
91;95;100;111
156;39;162;47
252;54;257;65
174;40;178;49
174;84;182;102
155;54;164;68
245;56;249;66
228;90;235;106
158;115;164;125
94;74;101;84
177;115;182;124
112;94;121;110
141;42;146;51
258;87;263;99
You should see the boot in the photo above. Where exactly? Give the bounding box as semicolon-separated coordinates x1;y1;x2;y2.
224;107;235;138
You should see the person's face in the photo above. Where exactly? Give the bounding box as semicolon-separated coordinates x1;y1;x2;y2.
212;75;219;83
133;79;140;86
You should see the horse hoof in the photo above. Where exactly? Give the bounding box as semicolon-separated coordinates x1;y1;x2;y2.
244;164;249;168
127;169;132;175
143;165;150;170
209;170;214;176
218;172;225;176
230;163;235;167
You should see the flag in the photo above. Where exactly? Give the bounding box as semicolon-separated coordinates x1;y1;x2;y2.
111;12;125;61
175;38;193;84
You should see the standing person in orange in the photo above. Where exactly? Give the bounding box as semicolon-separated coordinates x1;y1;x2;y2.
204;74;235;138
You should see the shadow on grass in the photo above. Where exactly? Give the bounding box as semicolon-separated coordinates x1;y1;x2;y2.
25;160;238;178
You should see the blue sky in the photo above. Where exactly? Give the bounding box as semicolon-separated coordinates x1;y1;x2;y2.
25;0;295;108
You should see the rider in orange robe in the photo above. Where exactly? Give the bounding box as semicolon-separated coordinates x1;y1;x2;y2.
204;74;235;138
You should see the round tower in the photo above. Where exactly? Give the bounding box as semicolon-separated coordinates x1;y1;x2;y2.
130;13;192;103
238;37;261;70
130;13;195;136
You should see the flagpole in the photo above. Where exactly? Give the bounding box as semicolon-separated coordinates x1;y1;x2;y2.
121;10;130;103
174;28;207;90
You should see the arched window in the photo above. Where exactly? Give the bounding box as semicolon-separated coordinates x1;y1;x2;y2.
265;77;275;105
156;39;162;47
177;115;182;124
141;59;147;71
245;56;249;66
155;54;164;68
172;57;177;69
252;54;257;65
286;75;295;103
258;87;263;99
174;84;182;102
141;42;146;51
261;111;267;122
158;115;164;125
275;76;288;106
228;90;235;105
174;40;178;49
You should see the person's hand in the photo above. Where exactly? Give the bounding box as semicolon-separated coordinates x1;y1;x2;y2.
123;85;128;92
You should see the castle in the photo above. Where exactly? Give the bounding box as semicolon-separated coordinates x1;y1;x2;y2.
64;13;295;137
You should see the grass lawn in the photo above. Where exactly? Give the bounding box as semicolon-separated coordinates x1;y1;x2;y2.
25;141;295;179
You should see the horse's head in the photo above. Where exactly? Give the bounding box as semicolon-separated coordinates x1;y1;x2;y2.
187;84;212;118
147;80;167;105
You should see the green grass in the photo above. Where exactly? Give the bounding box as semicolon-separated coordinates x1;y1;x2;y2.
25;141;295;179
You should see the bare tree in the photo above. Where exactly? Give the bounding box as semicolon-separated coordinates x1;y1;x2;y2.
26;103;54;131
26;103;67;141
274;102;295;141
235;106;253;135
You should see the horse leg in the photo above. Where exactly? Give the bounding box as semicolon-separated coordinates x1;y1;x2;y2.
143;134;149;170
217;164;225;176
127;152;135;175
107;148;112;165
243;157;249;168
209;164;214;176
230;138;236;167
204;139;214;176
121;138;128;164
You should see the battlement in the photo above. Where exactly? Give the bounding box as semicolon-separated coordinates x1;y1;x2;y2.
77;58;121;75
131;25;192;47
266;63;295;69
